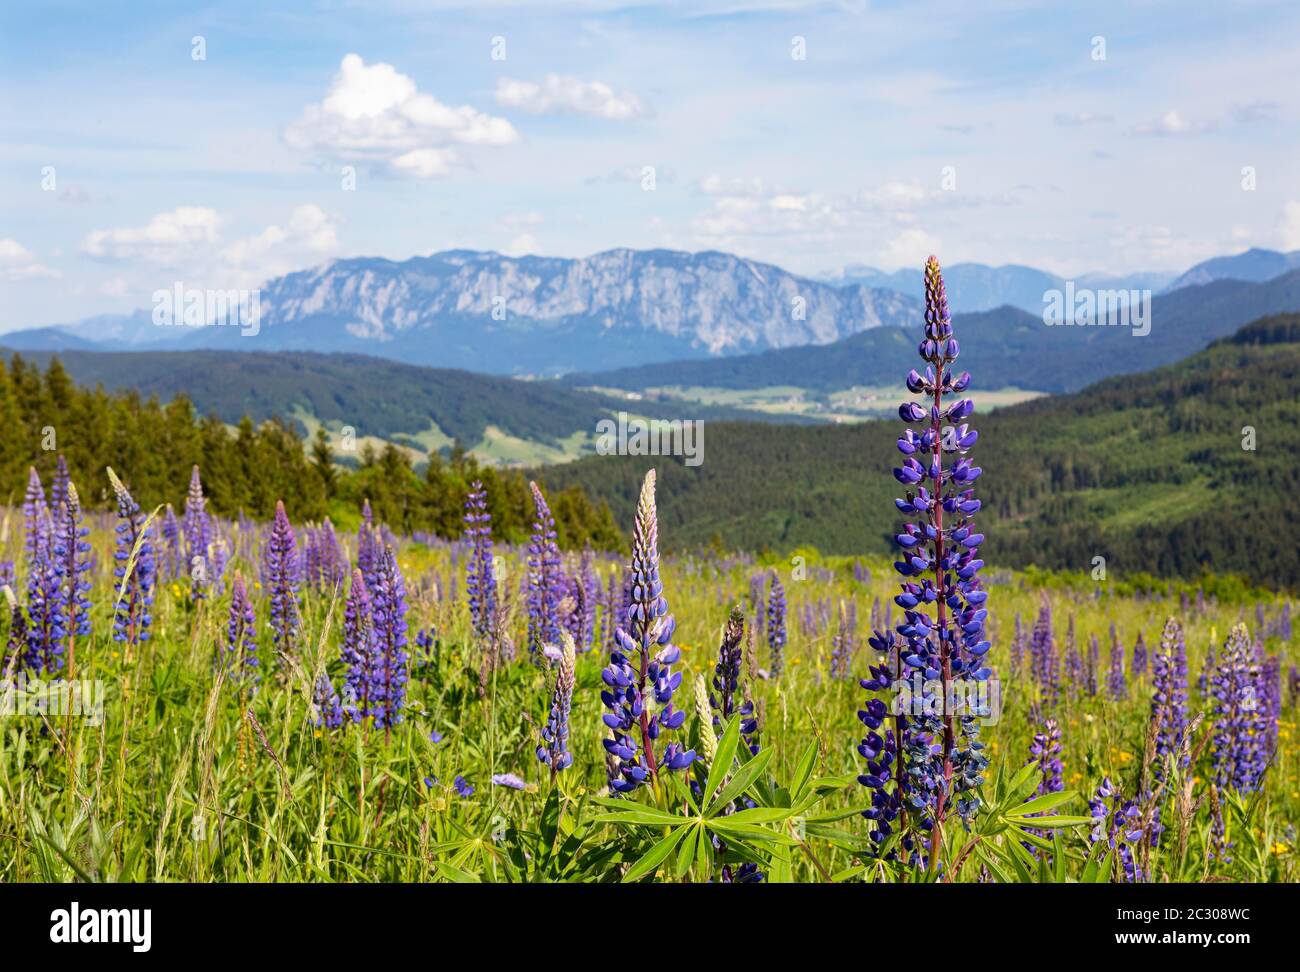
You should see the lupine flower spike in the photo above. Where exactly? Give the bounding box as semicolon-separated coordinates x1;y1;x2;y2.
600;470;695;793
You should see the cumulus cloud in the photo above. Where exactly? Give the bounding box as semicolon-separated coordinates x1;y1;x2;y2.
1133;110;1214;136
284;53;518;177
495;74;649;120
0;239;60;281
79;204;341;291
82;206;221;263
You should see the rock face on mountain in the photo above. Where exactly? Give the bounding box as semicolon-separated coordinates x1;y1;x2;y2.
26;249;916;375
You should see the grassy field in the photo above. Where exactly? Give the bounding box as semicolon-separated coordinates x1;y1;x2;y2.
1;493;1295;883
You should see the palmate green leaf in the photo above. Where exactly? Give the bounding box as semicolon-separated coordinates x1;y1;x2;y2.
622;825;689;883
719;805;795;826
704;716;742;806
675;825;699;879
708;819;802;846
589;799;684;828
709;748;773;813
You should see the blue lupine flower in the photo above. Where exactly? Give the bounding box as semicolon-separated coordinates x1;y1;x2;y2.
264;500;301;660
526;481;564;662
106;467;154;647
224;571;259;683
537;630;576;778
600;470;696;793
1150;616;1189;778
183;464;212;598
369;546;409;731
463;481;497;638
766;573;787;677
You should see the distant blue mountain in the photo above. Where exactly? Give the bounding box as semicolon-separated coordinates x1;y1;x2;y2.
1163;247;1300;292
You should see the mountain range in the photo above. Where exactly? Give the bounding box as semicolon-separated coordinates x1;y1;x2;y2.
569;268;1300;394
3;250;919;375
6;245;1299;375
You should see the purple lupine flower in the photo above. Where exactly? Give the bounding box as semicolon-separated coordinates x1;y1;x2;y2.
1029;597;1059;710
356;499;380;593
874;254;991;853
341;568;381;724
1209;623;1266;793
23;467;48;564
749;573;766;639
369;546;409;731
1260;653;1281;763
1029;718;1064;795
1150;616;1189;777
463;481;497;639
600;470;695;793
183;464;212;598
3;590;28;677
830;599;854;681
766;573;787;677
107;468;154;647
312;672;345;728
1088;777;1145;882
1107;624;1127;701
1008;613;1024;679
492;773;528;790
526;481;564;662
711;606;759;755
537;630;577;778
264;501;301;660
25;505;63;674
1132;630;1147;678
1064;615;1083;691
53;482;92;669
50;455;69;525
308;517;347;592
224;571;259;682
161;504;182;581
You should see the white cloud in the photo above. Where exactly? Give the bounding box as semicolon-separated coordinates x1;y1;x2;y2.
1133;110;1214;136
79;204;342;292
82;206;221;263
495;74;649;120
504;233;539;256
221;204;340;270
1279;201;1300;251
883;228;940;268
284;53;518;177
0;239;60;281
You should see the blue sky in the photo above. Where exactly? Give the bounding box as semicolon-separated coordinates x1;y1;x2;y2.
2;0;1298;328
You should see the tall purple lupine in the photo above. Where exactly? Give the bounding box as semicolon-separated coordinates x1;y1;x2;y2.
463;481;497;638
224;571;259;683
264;501;301;660
1088;777;1146;882
106;468;154;648
50;455;69;523
341;568;380;724
161;504;182;580
25;505;63;674
369;546;409;732
53;482;92;679
830;600;854;681
305;517;346;592
23;466;48;563
1107;625;1128;701
356;499;381;594
1132;630;1148;678
600;470;695;793
1028;718;1064;795
874;254;990;864
537;630;577;779
766;573;787;676
711;606;759;755
1029;597;1059;709
1086;633;1101;697
526;481;563;662
183;465;211;597
1150;617;1189;777
1209;623;1267;793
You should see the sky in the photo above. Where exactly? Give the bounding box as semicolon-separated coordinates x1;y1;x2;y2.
2;0;1299;328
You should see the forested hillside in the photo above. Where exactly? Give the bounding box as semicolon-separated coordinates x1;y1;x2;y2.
541;314;1300;588
0;353;621;550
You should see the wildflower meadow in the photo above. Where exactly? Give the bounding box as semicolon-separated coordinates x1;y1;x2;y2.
2;258;1295;888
